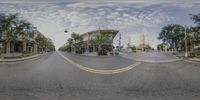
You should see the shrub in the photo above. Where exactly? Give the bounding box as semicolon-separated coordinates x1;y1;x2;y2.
97;49;107;55
131;46;136;52
190;49;200;57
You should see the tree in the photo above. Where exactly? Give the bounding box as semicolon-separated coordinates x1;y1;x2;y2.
70;33;83;53
0;13;19;53
45;38;55;51
190;14;200;56
93;30;110;51
0;13;55;55
67;38;73;52
35;34;47;52
35;34;55;52
158;24;184;52
71;32;82;43
191;13;200;25
16;20;32;53
89;39;97;52
157;43;165;51
131;45;136;52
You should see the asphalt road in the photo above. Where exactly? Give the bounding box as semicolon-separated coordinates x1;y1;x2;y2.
0;51;200;100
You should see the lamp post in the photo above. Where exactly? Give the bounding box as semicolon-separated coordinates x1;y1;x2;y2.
118;31;121;51
184;25;188;57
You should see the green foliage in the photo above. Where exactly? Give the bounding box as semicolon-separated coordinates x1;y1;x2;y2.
35;34;55;51
131;46;136;52
190;49;200;57
157;13;200;57
97;49;108;55
89;39;97;45
59;33;84;53
0;13;19;43
157;43;165;51
158;24;185;49
0;13;55;53
92;31;110;52
71;32;83;43
191;13;200;25
58;44;71;52
145;45;154;51
67;38;73;45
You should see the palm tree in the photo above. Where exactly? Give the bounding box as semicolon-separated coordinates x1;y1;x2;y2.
35;34;46;52
191;13;200;25
89;39;97;52
158;24;184;52
67;38;73;52
0;13;19;54
71;33;78;43
187;27;200;52
94;31;110;51
71;33;83;53
16;20;31;53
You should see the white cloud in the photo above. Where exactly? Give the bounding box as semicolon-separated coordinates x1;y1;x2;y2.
0;1;199;49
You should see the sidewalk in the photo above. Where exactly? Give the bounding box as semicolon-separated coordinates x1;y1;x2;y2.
119;52;181;63
0;53;47;63
81;52;97;56
81;52;113;56
187;57;200;62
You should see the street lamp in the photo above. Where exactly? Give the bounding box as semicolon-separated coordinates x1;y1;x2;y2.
184;25;188;57
64;29;68;33
118;32;122;51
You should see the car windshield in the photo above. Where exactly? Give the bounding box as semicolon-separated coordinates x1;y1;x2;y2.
0;0;200;100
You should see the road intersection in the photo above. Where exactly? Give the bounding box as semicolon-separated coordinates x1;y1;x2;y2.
0;51;199;100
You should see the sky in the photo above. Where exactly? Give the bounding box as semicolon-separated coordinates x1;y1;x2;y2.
0;0;199;49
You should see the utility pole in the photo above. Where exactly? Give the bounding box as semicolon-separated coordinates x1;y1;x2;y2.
86;32;89;53
184;25;188;57
118;32;121;51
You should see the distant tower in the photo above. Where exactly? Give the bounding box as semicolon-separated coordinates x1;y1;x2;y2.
140;34;145;45
147;39;150;46
140;34;145;51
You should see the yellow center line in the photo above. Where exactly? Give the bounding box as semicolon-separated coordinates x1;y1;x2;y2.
58;52;141;74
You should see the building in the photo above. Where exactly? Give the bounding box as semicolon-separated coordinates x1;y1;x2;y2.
133;33;154;51
126;37;132;52
0;29;42;58
80;29;119;53
138;34;146;51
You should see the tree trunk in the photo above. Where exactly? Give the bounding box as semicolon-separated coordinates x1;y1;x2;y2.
98;44;101;51
11;43;14;53
34;44;38;54
74;46;76;53
93;45;95;52
6;41;11;54
190;40;194;52
23;41;26;53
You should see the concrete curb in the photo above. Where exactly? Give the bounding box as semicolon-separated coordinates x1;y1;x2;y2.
183;58;200;64
0;53;47;63
119;52;182;63
129;58;182;63
187;58;200;62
